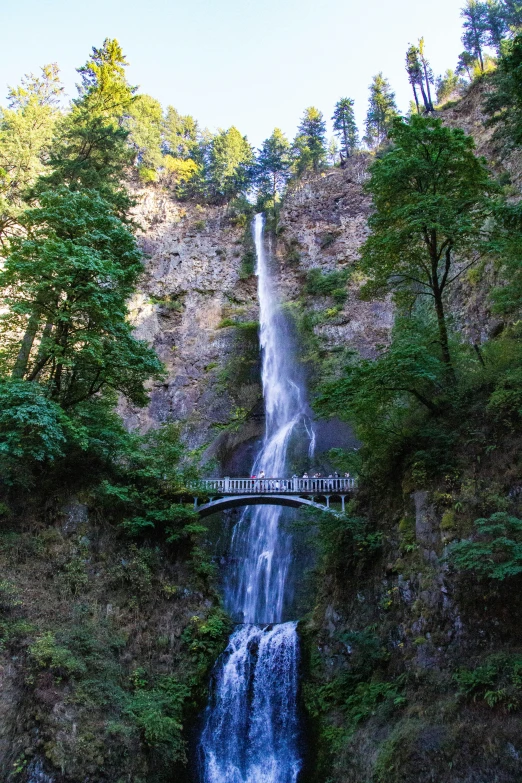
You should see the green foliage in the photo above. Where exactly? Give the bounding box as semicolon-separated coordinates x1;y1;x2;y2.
332;98;359;159
124;674;190;763
486;31;522;146
98;423;200;545
302;507;382;577
0;187;164;407
254;127;291;202
305;268;349;304
182;609;232;678
0;378;66;474
345;679;406;727
360;114;493;369
455;653;522;710
449;512;522;579
207;126;254;202
41;38;136;214
436;69;464;104
0;64;63;241
364;73;398;148
126;94;163;173
29;631;88;678
292;107;327;174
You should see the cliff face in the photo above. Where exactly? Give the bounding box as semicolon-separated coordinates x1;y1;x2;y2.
123;192;264;463
276;158;393;361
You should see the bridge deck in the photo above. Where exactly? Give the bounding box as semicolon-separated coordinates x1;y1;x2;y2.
195;476;356;496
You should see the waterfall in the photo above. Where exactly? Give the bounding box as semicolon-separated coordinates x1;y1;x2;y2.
199;214;313;783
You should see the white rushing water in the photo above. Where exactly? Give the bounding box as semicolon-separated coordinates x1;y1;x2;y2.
199;214;314;783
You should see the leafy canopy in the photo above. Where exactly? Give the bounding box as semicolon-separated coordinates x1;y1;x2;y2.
359;114;493;367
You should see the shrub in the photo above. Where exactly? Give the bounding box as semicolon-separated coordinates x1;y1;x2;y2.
455;653;522;711
448;513;522;580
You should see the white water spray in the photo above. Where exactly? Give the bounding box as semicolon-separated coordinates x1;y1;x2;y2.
199;214;314;783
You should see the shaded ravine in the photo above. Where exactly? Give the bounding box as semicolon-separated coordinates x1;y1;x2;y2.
198;214;314;783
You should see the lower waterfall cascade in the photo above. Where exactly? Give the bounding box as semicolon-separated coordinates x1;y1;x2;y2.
198;213;314;783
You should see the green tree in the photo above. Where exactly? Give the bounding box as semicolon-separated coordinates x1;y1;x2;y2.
41;39;136;213
364;74;398;149
162;106;199;159
485;32;522;144
0;64;63;242
255;128;291;202
461;0;489;72
436;69;464;103
332;98;359;160
405;45;425;113
418;38;435;111
126;94;163;179
293;107;327;173
207;126;253;202
456;50;476;79
0;188;163;407
359;115;492;371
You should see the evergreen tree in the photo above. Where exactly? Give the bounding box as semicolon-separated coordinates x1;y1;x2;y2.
456;50;476;79
436;69;464;103
332;98;359;160
0;188;162;405
126;94;163;179
500;0;522;27
405;45;425;113
485;31;522;143
0;65;63;242
364;74;398;149
41;38;136;214
461;0;489;72
255;128;291;202
418;38;435;111
328;137;340;166
359;115;492;372
484;0;509;50
293;107;327;173
207;126;254;202
162;106;199;160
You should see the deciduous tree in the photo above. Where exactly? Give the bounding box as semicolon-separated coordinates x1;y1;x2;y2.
359;115;492;371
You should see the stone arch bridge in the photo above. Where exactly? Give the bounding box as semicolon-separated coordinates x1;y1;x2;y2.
192;476;356;518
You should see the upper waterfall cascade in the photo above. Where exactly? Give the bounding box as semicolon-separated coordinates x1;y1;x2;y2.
199;214;315;783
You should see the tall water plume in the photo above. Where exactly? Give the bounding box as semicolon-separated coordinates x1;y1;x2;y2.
199;214;313;783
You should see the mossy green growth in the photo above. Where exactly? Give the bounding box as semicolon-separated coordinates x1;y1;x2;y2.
305;268;349;304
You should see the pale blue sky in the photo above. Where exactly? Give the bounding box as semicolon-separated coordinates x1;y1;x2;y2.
1;0;465;148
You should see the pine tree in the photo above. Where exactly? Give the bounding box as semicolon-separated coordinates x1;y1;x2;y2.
293;107;327;173
364;74;398;149
332;98;359;161
461;1;489;72
405;46;425;113
126;94;163;179
418;38;435;111
162;106;199;160
255;128;291;202
0;65;63;242
40;38;136;214
207;127;254;202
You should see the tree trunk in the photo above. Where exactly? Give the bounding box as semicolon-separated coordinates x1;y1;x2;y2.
422;63;434;110
418;80;430;112
412;84;421;114
433;285;453;374
11;310;40;379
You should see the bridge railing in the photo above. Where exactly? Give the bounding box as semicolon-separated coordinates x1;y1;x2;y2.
194;477;357;495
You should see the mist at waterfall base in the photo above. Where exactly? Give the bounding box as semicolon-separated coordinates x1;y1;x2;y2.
198;215;314;783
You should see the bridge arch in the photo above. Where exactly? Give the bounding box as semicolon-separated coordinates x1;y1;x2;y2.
196;494;336;519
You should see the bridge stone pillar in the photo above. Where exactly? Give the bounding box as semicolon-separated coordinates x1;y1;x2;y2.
292;476;298;492
224;477;230;492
